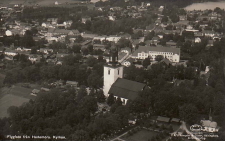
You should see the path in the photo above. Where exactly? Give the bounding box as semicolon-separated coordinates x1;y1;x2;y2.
110;131;127;141
110;126;138;141
180;121;201;141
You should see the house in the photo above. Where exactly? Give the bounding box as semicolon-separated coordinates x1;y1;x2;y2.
132;46;180;62
156;116;170;123
28;54;42;63
55;1;59;5
158;6;164;12
131;39;140;48
93;44;107;51
108;16;116;21
31;89;40;96
39;48;53;54
151;36;160;45
194;32;204;37
121;47;131;54
195;37;201;43
66;81;78;87
82;17;91;24
179;15;187;21
203;30;216;37
4;49;18;56
47;18;58;25
123;58;135;67
41;87;50;92
128;114;137;124
106;36;121;43
171;118;180;123
166;40;177;48
5;30;13;36
208;12;221;21
201;120;219;133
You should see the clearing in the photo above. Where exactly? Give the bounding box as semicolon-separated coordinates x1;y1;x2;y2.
0;94;29;118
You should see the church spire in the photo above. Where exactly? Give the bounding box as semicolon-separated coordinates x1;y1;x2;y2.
108;42;119;67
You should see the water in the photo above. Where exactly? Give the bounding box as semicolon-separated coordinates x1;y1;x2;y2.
185;1;225;11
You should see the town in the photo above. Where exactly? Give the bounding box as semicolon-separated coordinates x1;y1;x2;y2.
0;0;224;141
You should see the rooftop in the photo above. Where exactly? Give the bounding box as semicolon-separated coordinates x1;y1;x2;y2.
133;46;180;56
108;78;146;100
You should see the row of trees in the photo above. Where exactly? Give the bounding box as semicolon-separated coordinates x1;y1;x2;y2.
3;54;105;88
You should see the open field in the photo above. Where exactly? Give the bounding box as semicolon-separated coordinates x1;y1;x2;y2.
0;94;29;118
122;129;158;141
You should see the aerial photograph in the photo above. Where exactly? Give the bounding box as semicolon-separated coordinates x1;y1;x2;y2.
0;0;224;141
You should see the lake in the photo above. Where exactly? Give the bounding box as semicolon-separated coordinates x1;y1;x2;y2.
185;1;225;11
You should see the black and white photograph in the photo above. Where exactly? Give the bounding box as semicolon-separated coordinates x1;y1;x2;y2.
0;0;224;140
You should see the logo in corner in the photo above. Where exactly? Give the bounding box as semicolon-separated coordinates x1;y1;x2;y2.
190;124;202;132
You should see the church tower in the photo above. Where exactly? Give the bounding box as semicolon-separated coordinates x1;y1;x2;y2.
103;46;123;97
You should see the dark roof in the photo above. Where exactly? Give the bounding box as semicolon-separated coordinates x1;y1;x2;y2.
108;78;146;100
160;58;172;66
171;118;180;122
157;116;170;122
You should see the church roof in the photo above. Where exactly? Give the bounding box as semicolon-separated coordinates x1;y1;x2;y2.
108;78;146;100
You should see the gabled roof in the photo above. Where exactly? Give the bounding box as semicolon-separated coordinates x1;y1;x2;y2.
160;58;172;66
157;116;170;122
108;78;146;100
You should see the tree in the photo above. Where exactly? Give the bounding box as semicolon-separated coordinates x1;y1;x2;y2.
31;47;37;54
145;31;155;41
142;57;151;68
179;104;198;124
81;47;89;56
155;55;164;62
77;86;87;102
75;35;83;43
161;16;168;23
97;90;105;103
72;130;90;141
87;71;102;89
116;97;122;106
117;38;131;49
69;45;81;53
107;93;115;106
86;56;98;67
87;44;93;53
20;30;35;48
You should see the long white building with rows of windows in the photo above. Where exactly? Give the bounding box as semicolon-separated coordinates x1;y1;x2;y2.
132;46;180;62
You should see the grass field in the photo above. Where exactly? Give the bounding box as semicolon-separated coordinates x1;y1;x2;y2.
0;94;29;118
122;130;158;141
0;73;5;87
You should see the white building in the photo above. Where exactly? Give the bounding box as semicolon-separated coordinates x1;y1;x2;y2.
132;46;180;63
103;48;148;105
5;30;12;36
103;51;123;96
108;16;116;21
4;49;18;56
195;37;201;43
201;120;219;133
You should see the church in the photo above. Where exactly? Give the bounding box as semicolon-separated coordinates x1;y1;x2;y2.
103;47;148;105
